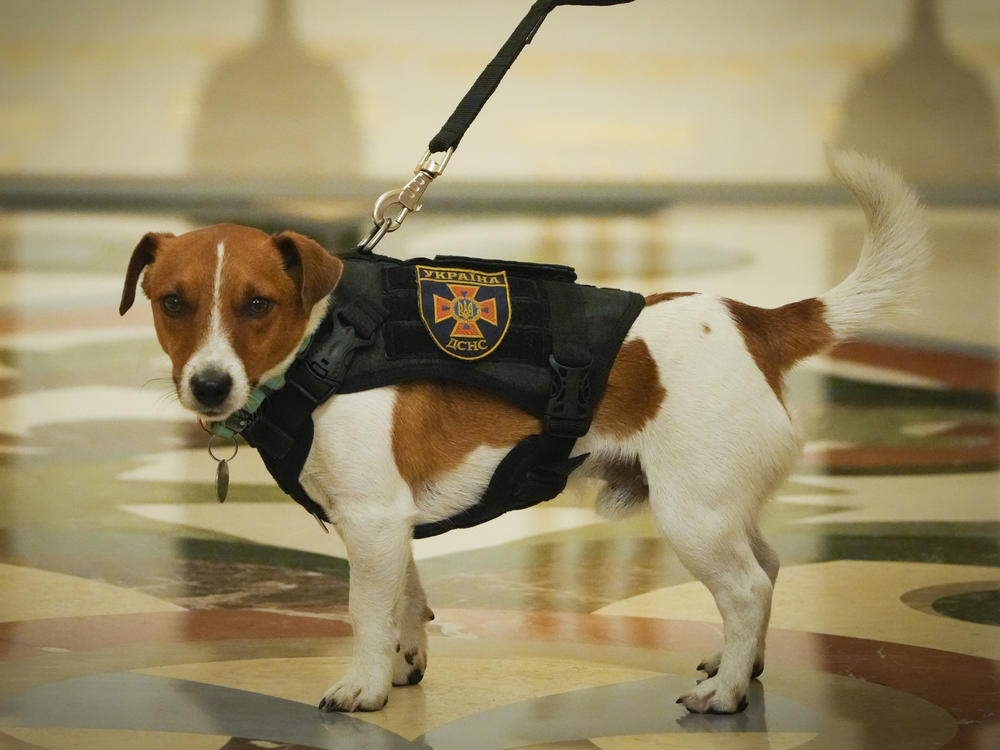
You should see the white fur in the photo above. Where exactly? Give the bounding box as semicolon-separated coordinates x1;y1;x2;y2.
159;150;928;715
822;149;930;338
179;241;251;417
257;296;332;386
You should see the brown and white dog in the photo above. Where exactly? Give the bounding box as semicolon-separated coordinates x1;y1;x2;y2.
120;150;927;715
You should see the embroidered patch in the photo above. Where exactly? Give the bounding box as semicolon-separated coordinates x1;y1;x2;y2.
416;265;511;360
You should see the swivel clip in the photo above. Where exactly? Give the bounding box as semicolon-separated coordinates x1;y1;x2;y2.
360;148;454;252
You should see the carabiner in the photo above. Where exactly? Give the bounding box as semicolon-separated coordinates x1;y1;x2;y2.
358;148;455;252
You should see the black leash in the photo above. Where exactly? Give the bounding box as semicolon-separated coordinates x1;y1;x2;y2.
429;0;636;154
360;0;635;252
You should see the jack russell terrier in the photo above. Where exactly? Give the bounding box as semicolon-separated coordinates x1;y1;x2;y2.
120;150;927;715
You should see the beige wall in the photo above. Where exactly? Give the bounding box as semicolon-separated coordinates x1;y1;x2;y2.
1;0;998;182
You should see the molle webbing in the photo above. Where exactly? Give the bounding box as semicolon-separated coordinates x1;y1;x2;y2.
238;250;645;537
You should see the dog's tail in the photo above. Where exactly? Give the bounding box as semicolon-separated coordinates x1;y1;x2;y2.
819;148;930;340
722;150;928;401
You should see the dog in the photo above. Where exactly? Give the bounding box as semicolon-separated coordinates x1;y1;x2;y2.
119;150;927;715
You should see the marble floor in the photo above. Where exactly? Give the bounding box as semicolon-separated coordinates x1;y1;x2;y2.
0;205;997;749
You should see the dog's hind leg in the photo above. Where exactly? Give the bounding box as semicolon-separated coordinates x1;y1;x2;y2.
648;476;774;714
392;553;433;686
697;523;778;681
747;526;779;677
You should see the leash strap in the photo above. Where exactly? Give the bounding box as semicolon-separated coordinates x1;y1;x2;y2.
360;0;634;251
429;0;635;154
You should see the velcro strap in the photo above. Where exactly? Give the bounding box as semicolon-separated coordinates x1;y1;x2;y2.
432;255;576;283
338;295;386;339
384;321;550;363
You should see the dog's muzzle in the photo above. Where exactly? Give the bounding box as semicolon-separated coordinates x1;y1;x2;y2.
189;368;233;411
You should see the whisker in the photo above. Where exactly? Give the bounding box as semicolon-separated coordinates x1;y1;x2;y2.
141;376;181;406
142;376;176;392
155;390;181;406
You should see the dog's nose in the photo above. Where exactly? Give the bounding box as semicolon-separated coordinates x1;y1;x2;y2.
190;369;233;408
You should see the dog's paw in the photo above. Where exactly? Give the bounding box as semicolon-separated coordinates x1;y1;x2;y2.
392;631;428;686
697;653;764;680
318;677;390;713
676;676;748;715
696;653;722;678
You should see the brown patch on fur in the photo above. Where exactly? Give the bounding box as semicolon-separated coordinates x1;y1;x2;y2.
219;236;314;384
392;382;540;490
724;297;835;402
120;231;173;315
702;323;711;334
592;338;666;439
645;291;697;306
127;223;342;387
272;230;343;310
137;229;224;382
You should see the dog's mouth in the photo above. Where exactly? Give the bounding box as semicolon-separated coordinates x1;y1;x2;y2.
196;405;230;420
179;388;245;424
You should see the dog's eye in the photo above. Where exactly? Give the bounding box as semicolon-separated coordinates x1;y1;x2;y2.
160;293;187;317
246;296;274;317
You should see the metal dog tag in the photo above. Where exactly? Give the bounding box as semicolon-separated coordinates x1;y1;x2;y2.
216;459;230;503
207;433;238;504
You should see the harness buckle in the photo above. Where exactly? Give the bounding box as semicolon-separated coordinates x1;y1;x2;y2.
285;358;341;404
284;313;378;405
544;354;593;438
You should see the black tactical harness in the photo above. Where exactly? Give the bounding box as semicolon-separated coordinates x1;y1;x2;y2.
217;251;643;538
211;0;641;537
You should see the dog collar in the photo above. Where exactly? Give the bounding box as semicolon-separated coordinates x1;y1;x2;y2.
207;332;316;441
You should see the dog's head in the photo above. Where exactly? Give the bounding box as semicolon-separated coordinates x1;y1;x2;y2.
120;223;343;420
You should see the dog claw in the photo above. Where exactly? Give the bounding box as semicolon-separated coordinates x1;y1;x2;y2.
319;684;383;713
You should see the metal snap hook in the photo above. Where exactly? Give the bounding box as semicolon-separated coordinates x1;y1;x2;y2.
359;217;393;252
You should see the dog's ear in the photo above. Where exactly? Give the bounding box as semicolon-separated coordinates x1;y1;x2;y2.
272;231;344;309
120;232;174;315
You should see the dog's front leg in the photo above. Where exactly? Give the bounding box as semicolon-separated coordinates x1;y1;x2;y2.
392;553;433;687
319;514;414;713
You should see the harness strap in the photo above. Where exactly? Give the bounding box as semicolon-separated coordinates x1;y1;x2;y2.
414;433;586;538
241;299;387;461
544;281;592;438
428;0;635;154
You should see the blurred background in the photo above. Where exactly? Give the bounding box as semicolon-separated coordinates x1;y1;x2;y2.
2;0;998;181
0;0;998;337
